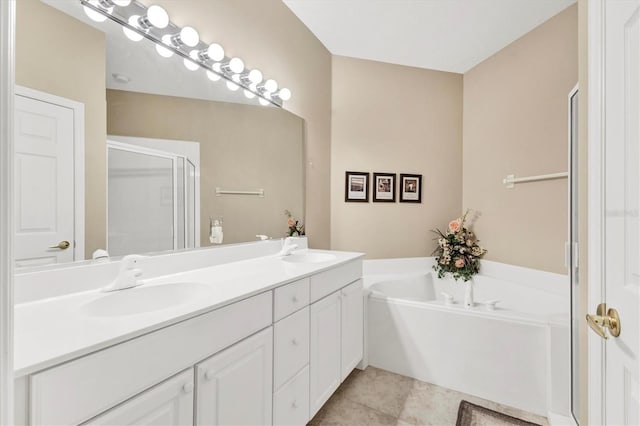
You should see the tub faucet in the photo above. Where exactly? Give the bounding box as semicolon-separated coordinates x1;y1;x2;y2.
277;237;299;257
102;254;146;292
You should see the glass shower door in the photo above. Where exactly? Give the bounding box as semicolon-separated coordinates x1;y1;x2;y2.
108;147;175;256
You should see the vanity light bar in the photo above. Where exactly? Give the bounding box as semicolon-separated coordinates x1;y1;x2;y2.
80;0;291;107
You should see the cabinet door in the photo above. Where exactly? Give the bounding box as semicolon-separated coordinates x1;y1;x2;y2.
309;291;341;418
196;327;273;426
86;370;194;426
341;280;364;381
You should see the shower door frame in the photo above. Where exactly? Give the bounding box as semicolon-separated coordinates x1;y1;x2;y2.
106;139;200;255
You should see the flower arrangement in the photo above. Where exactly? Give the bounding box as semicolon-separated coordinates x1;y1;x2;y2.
284;210;305;237
432;210;486;282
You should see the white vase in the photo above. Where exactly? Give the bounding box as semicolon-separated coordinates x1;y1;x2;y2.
464;279;474;308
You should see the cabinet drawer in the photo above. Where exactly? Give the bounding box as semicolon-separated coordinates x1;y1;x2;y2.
273;306;309;390
29;291;272;426
274;278;309;321
273;366;310;426
309;260;362;303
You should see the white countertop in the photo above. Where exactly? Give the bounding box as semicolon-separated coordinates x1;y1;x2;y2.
14;249;364;377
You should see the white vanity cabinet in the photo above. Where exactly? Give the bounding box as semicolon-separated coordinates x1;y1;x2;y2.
16;254;364;426
195;327;273;426
85;370;195;426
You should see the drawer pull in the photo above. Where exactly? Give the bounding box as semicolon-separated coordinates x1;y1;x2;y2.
291;338;298;346
182;382;194;393
205;370;216;380
291;295;298;303
291;400;298;409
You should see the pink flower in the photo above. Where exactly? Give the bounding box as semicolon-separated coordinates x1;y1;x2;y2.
455;258;465;268
288;218;295;227
448;220;461;233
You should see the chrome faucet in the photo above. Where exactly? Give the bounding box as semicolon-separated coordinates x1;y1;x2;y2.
276;237;299;257
102;254;146;292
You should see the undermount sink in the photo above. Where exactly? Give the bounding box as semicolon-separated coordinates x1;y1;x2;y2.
281;252;337;264
81;282;211;317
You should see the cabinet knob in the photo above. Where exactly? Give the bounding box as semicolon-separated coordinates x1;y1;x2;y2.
182;382;194;393
205;370;215;380
291;338;298;346
291;400;298;409
291;295;298;303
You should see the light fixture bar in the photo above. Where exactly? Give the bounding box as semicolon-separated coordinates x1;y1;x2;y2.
80;0;288;107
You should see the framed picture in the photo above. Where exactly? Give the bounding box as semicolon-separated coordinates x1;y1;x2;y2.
345;171;369;202
373;173;396;202
399;173;422;203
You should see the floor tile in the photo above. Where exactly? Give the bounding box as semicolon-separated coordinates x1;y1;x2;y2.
337;366;415;418
311;397;397;426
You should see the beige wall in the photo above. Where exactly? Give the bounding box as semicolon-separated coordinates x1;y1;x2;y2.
331;56;463;258
143;0;332;249
15;0;106;258
462;5;578;274
106;90;304;246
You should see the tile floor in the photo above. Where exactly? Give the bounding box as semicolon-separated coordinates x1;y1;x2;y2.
308;367;549;426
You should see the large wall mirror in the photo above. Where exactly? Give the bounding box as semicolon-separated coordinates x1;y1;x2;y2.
14;0;305;268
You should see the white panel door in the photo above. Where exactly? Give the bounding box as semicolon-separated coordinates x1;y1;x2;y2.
341;280;363;381
309;291;341;418
601;1;640;424
86;370;194;426
195;328;273;426
14;95;74;267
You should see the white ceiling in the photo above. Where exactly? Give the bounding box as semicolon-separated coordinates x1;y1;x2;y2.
283;0;576;74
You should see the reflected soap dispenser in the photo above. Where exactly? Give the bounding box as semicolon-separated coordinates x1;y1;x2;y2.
209;217;224;244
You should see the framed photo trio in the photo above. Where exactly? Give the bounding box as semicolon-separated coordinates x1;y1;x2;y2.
344;171;422;203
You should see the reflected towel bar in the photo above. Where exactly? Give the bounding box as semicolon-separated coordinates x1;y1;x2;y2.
502;172;568;189
215;187;265;197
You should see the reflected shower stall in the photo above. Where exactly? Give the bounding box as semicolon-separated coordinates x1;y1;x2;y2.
107;139;199;257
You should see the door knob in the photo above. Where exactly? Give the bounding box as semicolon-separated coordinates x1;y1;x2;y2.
49;240;70;250
586;303;621;339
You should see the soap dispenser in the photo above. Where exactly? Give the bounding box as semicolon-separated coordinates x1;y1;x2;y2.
209;217;224;244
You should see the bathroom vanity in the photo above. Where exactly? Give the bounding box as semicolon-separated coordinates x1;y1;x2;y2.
12;240;364;425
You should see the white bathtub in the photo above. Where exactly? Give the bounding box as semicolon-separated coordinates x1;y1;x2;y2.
364;258;570;417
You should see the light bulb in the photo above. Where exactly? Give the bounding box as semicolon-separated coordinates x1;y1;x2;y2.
123;16;143;41
249;83;258;92
232;74;241;83
206;70;221;82
248;69;263;84
244;90;256;99
180;26;200;47
206;43;225;62
146;5;169;29
155;35;174;58
183;50;200;71
278;88;292;101
112;0;132;6
212;63;222;73
264;79;278;93
258;97;270;106
229;57;244;74
226;81;240;91
83;1;109;22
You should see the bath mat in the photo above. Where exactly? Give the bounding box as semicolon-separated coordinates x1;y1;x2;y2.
456;401;542;426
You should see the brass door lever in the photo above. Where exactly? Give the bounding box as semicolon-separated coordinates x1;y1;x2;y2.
49;240;70;250
586;303;621;339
